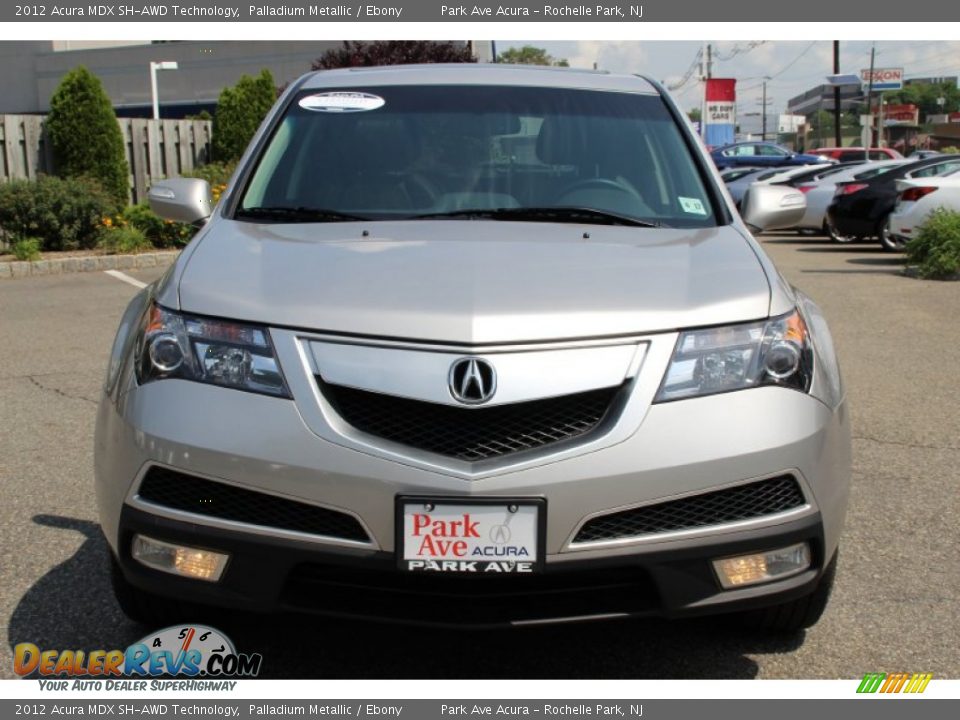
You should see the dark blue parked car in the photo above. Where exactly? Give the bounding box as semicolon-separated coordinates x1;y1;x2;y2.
711;142;833;169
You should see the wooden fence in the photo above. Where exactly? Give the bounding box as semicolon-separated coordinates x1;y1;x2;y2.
0;115;213;204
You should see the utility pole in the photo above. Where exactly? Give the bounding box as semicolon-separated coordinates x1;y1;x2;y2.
833;41;842;146
700;43;712;141
865;45;876;156
758;79;773;141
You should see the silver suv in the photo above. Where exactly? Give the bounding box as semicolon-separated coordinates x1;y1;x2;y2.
96;64;849;632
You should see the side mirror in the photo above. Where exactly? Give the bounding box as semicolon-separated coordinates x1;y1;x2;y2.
148;178;213;225
740;183;806;233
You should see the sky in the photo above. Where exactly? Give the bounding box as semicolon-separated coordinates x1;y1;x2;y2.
497;40;960;117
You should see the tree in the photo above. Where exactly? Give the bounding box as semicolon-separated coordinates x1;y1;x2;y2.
312;41;476;70
880;82;960;119
45;66;129;208
497;45;569;67
806;109;860;142
212;69;278;162
687;108;702;123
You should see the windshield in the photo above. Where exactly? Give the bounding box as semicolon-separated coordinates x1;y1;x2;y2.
238;85;717;228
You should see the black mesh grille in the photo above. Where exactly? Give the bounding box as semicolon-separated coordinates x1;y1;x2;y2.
137;467;369;543
282;563;658;625
574;475;806;543
320;381;621;462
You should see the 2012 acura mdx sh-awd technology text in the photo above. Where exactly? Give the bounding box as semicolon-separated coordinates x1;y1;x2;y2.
96;65;850;633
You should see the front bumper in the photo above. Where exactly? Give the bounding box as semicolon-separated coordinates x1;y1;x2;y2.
96;370;850;625
115;503;828;627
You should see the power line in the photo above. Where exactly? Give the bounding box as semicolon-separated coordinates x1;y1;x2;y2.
738;41;819;93
712;41;767;62
667;47;704;91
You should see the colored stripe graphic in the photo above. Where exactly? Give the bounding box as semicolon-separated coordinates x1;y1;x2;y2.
857;672;932;693
857;673;885;693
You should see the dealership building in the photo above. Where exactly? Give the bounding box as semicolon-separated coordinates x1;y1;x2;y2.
0;41;485;118
786;76;958;117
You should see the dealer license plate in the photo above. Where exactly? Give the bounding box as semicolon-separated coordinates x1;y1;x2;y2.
399;499;542;573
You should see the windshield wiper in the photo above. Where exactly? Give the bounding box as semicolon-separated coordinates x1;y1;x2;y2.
235;206;369;223
408;206;666;228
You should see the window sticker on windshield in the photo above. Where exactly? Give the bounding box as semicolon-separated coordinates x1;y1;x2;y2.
679;197;708;215
299;92;386;113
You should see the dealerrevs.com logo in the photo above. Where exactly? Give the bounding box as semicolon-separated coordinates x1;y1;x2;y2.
14;625;262;688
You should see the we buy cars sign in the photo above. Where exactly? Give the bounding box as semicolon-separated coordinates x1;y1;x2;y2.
861;67;904;90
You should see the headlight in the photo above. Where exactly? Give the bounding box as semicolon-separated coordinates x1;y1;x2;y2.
135;304;290;398
655;310;812;402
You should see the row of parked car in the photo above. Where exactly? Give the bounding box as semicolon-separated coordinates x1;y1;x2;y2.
713;142;960;251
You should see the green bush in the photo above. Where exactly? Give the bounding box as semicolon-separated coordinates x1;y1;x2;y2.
182;160;236;188
11;238;42;261
120;203;195;248
905;208;960;279
182;160;236;204
0;175;116;251
45;66;130;208
212;70;277;162
99;226;151;255
941;146;960;154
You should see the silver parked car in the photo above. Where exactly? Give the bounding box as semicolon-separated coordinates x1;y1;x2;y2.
96;65;849;632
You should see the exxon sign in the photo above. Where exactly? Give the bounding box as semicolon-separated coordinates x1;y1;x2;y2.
860;68;904;91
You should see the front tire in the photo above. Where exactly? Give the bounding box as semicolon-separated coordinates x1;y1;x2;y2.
739;550;839;633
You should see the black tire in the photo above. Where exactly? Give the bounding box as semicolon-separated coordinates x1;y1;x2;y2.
739;550;839;633
110;556;217;627
878;218;908;252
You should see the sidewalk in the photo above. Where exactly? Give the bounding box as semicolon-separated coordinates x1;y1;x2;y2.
0;250;179;279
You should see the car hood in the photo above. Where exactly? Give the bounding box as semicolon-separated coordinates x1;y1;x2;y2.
176;219;771;344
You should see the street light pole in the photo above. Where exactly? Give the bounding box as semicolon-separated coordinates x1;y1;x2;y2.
150;61;179;120
833;41;842;147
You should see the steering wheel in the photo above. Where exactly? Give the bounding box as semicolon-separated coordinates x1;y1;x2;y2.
398;174;440;207
553;178;637;204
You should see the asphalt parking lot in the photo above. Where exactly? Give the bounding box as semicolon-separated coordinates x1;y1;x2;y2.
1;233;958;680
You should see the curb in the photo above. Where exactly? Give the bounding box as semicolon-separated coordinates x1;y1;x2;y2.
0;251;180;280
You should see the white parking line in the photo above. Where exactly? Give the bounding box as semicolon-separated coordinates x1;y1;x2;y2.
104;270;148;289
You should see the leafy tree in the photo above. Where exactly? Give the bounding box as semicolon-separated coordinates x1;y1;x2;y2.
687;108;702;123
805;109;860;141
45;66;129;207
497;45;569;67
212;70;277;162
880;82;960;119
313;41;476;70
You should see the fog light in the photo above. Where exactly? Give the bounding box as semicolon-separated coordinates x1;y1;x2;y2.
712;542;811;589
131;535;229;582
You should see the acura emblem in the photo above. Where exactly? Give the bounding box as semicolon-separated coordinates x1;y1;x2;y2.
448;357;497;404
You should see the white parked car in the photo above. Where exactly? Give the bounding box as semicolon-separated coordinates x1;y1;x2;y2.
887;171;960;249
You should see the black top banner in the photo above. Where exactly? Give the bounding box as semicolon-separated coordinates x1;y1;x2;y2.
4;1;958;22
